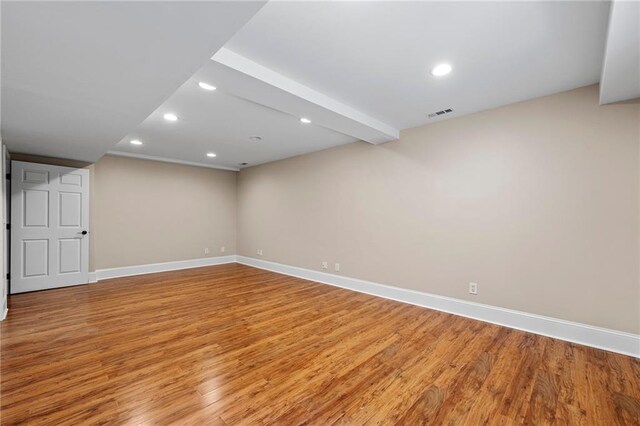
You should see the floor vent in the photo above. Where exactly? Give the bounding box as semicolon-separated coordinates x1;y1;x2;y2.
427;108;454;118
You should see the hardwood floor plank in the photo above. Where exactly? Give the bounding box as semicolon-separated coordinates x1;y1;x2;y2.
1;263;637;425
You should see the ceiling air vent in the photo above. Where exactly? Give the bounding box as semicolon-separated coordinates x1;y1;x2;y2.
427;108;454;119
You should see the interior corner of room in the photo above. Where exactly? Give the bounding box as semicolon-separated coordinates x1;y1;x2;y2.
0;0;638;423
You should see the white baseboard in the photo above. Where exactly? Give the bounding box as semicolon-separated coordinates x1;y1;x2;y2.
236;256;640;358
96;255;237;281
88;272;98;283
1;298;7;321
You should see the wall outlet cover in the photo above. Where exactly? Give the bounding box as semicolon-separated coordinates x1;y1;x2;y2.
469;282;478;295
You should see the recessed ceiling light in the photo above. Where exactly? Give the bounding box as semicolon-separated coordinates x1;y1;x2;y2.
163;113;178;121
249;136;262;142
431;64;452;77
130;139;143;146
300;117;311;124
206;152;217;158
198;82;216;91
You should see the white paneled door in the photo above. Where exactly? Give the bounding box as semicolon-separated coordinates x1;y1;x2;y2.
10;161;90;293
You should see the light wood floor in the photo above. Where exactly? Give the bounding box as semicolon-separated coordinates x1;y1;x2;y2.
1;263;638;425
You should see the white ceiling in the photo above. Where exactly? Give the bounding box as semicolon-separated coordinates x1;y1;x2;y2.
2;1;637;169
111;70;356;170
225;1;611;131
1;1;265;162
210;47;399;144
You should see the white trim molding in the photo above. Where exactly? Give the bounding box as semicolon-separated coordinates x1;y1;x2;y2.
236;256;640;358
96;256;237;281
1;304;7;321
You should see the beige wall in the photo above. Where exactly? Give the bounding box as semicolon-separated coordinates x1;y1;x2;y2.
237;85;640;334
93;155;236;270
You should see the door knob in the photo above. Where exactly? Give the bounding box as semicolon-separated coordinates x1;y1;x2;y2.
81;230;88;235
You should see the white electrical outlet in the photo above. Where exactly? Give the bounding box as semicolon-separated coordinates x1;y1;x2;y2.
334;263;340;272
321;261;328;270
257;249;263;256
469;282;478;295
220;246;226;253
204;247;209;254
